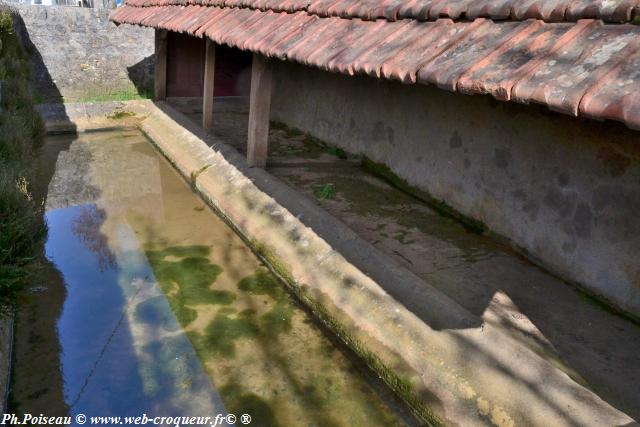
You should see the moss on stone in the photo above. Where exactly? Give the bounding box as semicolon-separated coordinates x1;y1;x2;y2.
362;156;487;235
190;164;210;188
106;110;136;120
249;240;296;286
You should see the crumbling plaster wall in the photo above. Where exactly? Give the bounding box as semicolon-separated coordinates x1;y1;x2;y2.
271;61;640;318
11;3;154;102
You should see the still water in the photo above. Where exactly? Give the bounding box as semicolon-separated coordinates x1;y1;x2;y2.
16;129;416;426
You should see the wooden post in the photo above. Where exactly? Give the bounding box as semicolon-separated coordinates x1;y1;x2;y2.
154;29;168;101
247;54;272;168
202;39;216;132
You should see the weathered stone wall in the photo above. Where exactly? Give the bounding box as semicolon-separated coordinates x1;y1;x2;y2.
271;61;640;318
11;4;153;102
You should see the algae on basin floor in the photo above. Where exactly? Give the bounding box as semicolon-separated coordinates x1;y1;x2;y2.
14;128;417;426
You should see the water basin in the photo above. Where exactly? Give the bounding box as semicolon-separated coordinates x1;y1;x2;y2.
11;128;417;426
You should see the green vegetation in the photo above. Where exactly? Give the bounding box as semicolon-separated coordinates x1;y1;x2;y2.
237;270;284;299
326;146;347;159
362;156;487;234
245;238;443;426
189;270;294;358
191;308;259;357
106;110;136;120
314;183;335;200
144;245;233;326
63;89;153;104
0;9;47;305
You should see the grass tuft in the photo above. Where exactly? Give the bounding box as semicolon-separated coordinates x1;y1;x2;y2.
313;183;335;200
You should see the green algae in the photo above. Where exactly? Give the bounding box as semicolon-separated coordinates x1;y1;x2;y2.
190;165;210;188
191;309;260;358
145;245;233;326
189;271;295;358
143;128;435;424
362;157;487;234
242;240;442;426
106;110;136;120
238;271;285;300
220;384;279;427
260;300;294;335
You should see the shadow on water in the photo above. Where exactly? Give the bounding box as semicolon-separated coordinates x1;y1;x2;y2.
8;132;75;416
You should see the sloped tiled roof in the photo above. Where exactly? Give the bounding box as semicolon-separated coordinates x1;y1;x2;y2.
120;0;640;22
111;0;640;130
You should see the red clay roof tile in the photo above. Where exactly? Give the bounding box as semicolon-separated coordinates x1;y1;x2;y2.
116;0;640;22
109;3;640;130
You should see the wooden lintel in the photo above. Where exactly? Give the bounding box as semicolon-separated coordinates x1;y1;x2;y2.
154;29;168;101
202;39;216;132
247;53;273;168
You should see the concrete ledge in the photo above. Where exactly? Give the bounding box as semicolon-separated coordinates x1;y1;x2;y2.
135;100;635;427
36;102;147;134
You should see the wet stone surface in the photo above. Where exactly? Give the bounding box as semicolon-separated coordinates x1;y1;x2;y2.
10;129;418;426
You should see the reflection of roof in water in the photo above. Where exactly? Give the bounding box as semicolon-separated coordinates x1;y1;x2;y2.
112;0;640;130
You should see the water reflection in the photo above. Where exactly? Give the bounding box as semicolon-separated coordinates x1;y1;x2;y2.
32;129;414;426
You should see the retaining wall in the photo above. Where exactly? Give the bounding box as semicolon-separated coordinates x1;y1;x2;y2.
11;3;153;102
270;61;640;318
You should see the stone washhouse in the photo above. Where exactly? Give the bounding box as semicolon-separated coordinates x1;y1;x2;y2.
110;0;640;321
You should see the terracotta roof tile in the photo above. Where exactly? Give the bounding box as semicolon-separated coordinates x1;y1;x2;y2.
580;47;640;130
109;3;640;130
117;0;640;22
417;20;536;91
511;21;640;115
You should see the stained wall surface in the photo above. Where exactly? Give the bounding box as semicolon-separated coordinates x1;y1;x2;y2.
271;61;640;318
13;4;154;102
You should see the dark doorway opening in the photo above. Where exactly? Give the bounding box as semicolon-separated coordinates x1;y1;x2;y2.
166;32;252;98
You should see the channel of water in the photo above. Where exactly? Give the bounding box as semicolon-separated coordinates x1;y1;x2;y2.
11;128;419;426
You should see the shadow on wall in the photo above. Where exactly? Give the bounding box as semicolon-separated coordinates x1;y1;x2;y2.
12;11;78;136
12;12;64;105
127;54;155;98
